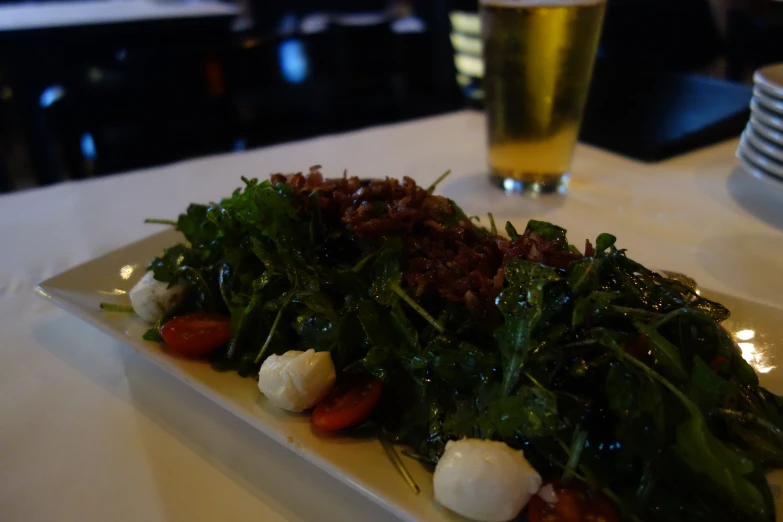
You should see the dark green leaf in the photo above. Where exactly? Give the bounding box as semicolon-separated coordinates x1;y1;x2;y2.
567;257;605;295
494;258;560;396
142;326;163;342
482;386;562;439
633;322;688;383
689;356;728;414
672;415;767;519
176;204;212;245
601;328;768;520
390;304;418;349
606;364;666;434
595;233;617;253
572;291;618;327
371;236;403;306
524;220;568;243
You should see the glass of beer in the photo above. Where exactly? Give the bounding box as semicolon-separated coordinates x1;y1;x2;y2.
481;0;606;194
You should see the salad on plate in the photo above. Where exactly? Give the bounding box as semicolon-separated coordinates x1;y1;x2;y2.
109;168;783;522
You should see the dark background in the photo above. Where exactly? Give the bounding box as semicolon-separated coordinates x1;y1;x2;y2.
0;0;781;192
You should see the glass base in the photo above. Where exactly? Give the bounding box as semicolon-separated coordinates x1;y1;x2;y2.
489;172;569;195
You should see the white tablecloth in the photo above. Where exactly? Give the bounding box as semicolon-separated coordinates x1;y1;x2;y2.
2;111;782;522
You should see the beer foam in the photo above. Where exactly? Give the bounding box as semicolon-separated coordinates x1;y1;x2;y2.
481;0;604;6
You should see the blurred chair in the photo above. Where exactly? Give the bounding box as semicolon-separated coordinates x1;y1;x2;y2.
46;39;235;178
329;14;401;128
226;1;460;149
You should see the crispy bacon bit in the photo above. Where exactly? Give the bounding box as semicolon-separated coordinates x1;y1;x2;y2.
270;168;585;311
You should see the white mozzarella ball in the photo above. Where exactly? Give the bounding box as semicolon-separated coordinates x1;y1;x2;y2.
433;438;542;522
257;349;336;412
537;482;558;504
129;271;187;323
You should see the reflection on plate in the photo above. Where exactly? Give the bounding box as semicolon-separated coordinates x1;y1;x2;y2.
756;89;783;117
746;123;783;163
36;231;783;522
752;99;783;132
755;63;783;100
737;147;783;193
751;115;783;147
741;134;783;178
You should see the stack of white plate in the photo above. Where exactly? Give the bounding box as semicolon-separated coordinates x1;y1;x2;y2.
737;63;783;185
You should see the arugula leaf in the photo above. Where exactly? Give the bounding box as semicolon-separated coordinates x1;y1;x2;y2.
482;385;562;439
143;326;164;342
371;236;403;306
720;407;783;468
495;258;560;396
524;220;568;243
606;363;666;434
689;356;728;414
595;233;617;253
672;416;767;520
308;190;325;245
600;330;769;520
430;341;499;391
572;291;618;327
488;213;498;235
296;312;339;351
567;257;606;295
633;321;688;383
176;204;212;246
426;170;451;195
294;290;338;321
390;304;419;349
357;299;398;351
652;308;758;387
148;244;196;283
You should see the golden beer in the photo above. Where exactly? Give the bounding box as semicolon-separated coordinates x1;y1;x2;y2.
481;0;606;193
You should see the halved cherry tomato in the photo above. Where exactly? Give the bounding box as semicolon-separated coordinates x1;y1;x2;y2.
312;376;383;431
527;481;619;522
710;355;729;371
160;312;232;357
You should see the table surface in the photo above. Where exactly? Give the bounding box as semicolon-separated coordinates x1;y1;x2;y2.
0;0;239;32
2;110;783;522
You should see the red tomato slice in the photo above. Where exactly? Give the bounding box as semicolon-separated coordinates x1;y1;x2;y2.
527;481;619;522
160;312;232;357
710;355;729;371
312;377;383;431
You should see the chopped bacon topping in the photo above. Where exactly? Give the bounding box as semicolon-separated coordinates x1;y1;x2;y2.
271;168;583;311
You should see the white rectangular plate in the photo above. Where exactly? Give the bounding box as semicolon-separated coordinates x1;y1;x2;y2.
37;230;783;522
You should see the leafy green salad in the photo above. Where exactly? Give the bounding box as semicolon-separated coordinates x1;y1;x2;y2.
123;170;783;522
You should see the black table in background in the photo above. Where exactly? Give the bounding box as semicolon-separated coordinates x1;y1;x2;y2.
579;59;753;162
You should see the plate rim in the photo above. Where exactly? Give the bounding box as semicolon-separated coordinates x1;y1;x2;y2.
35;282;421;522
36;228;783;522
752;99;783;131
740;134;783;178
35;234;426;522
755;90;783;117
737;144;783;189
746;123;783;163
751;115;783;145
755;64;783;100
